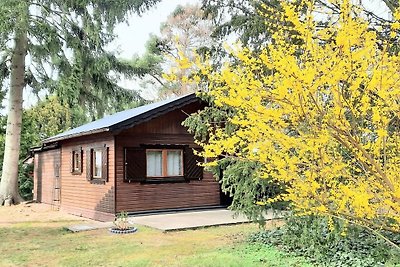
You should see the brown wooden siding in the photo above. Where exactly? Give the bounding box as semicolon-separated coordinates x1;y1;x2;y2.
33;149;61;205
115;102;221;213
59;133;115;221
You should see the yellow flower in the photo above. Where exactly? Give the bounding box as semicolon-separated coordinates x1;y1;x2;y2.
170;0;400;232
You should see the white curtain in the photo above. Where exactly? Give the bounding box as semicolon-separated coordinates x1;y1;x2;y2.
94;150;102;177
167;151;182;176
147;151;162;176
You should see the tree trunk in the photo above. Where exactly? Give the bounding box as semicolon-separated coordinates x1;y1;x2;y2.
0;24;28;205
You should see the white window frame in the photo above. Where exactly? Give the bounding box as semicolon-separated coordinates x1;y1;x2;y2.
92;149;103;179
146;149;183;178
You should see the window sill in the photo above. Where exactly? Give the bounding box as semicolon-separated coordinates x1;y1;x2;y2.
71;171;82;175
141;177;188;184
90;179;106;185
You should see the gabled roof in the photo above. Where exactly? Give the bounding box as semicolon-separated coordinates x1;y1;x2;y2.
44;93;198;144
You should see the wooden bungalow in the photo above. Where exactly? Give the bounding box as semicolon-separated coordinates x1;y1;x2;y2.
33;93;224;221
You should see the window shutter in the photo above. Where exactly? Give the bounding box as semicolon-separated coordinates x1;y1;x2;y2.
124;148;146;182
184;147;203;181
70;151;74;173
102;147;108;182
78;148;83;173
86;149;92;181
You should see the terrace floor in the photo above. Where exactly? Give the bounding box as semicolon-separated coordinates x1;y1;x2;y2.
68;208;279;232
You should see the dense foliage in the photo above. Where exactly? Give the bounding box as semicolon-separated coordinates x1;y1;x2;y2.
183;98;287;221
250;216;400;266
0;0;157;118
0;96;88;199
0;0;160;204
18;164;33;200
175;0;400;233
201;0;278;51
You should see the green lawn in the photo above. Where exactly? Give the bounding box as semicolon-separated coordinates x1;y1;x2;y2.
0;221;312;267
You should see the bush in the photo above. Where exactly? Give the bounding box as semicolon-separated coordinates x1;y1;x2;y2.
18;163;33;200
249;216;400;267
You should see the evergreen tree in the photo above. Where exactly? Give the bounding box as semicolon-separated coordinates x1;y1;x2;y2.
185;0;400;233
183;0;400;220
0;0;160;205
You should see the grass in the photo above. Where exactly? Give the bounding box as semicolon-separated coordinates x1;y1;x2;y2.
181;243;312;267
0;221;311;267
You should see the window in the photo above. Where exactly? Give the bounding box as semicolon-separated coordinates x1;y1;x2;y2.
167;150;183;176
86;146;108;183
124;146;203;183
146;149;183;177
71;148;82;174
92;149;103;178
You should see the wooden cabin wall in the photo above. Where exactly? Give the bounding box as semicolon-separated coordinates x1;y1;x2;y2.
60;134;115;221
115;102;221;213
33;148;61;205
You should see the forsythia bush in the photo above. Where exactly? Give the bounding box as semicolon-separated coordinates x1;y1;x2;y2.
168;0;400;232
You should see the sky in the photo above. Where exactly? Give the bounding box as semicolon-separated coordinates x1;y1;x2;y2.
108;0;199;99
19;0;200;107
110;0;390;100
113;0;199;59
19;0;392;106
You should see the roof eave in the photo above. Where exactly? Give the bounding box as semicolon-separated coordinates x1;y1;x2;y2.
29;142;60;155
43;128;110;144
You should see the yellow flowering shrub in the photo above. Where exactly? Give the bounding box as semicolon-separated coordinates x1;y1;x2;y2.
171;0;400;232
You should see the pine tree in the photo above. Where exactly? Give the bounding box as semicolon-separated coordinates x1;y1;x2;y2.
0;0;160;205
181;0;400;231
182;0;400;220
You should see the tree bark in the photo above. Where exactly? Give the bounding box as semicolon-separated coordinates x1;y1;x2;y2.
0;19;28;205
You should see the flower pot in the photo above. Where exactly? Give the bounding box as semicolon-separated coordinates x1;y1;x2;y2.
109;227;137;234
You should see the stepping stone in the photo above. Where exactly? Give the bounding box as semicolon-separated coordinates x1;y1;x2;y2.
67;225;97;232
